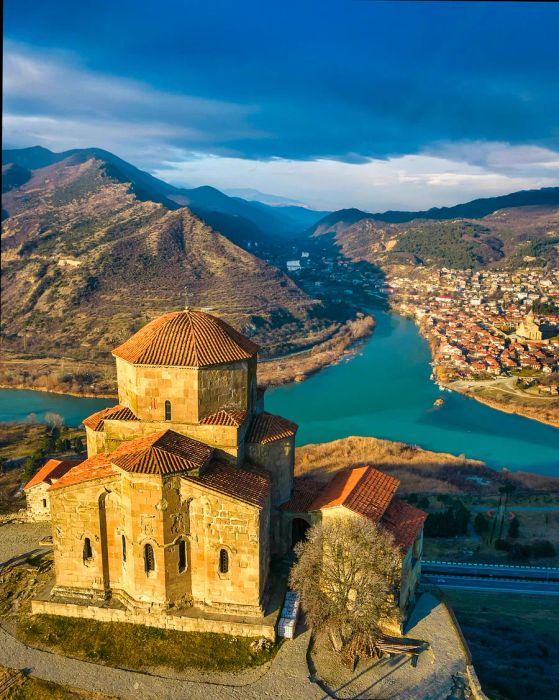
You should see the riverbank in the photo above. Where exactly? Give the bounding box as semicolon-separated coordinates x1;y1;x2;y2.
411;313;559;429
0;315;375;398
446;380;559;429
258;314;375;387
295;436;559;495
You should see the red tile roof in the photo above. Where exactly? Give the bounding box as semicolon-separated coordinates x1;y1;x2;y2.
192;460;270;508
200;409;247;427
380;497;427;552
246;412;298;444
83;404;138;432
24;458;82;491
309;466;399;522
112;310;259;368
109;429;213;475
49;454;118;491
281;477;325;513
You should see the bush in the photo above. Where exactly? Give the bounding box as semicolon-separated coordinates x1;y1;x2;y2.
531;540;556;558
424;499;470;537
474;513;490;535
508;518;520;539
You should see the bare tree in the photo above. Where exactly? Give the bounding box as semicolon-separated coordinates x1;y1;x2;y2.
44;412;64;429
289;517;401;653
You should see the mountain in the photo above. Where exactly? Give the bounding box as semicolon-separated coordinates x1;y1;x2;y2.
2;147;329;246
223;188;307;207
308;187;559;236
0;150;348;371
310;203;559;270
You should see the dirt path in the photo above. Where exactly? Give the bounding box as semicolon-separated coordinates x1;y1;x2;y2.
0;623;323;700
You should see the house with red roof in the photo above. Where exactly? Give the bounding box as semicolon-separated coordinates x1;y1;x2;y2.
282;466;426;625
23;458;82;521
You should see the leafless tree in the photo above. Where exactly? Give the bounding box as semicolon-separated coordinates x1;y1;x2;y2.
44;412;64;429
289;517;400;653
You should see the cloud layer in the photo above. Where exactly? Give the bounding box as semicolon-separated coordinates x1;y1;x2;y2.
4;0;559;211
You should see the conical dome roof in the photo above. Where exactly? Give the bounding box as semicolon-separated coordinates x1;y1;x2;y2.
112;309;259;367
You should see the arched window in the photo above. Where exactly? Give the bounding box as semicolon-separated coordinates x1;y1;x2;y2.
144;543;155;574
164;400;172;421
219;548;229;574
178;539;187;573
42;498;47;508
83;537;93;563
122;534;127;562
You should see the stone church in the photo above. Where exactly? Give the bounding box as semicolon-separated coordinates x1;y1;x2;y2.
28;309;425;635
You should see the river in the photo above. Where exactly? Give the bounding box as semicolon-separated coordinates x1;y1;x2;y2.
1;312;558;474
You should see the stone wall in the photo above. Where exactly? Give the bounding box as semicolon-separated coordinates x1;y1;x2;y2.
49;469;269;615
102;418;244;463
180;476;270;615
115;357;255;426
246;436;294;506
31;599;276;640
25;483;51;522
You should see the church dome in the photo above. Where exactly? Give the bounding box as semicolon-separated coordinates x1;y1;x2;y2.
112;309;259;368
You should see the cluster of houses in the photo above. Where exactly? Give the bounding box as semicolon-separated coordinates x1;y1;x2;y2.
389;268;559;385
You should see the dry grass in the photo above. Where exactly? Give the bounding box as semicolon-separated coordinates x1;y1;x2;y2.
258;315;375;387
295;436;559;495
444;590;559;700
3;671;115;700
18;615;277;673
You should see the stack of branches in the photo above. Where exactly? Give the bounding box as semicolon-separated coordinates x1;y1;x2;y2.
341;629;428;670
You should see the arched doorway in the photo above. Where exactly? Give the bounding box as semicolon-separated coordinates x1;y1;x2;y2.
291;518;310;548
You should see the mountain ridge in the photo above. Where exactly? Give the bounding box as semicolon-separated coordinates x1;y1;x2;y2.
308;187;559;237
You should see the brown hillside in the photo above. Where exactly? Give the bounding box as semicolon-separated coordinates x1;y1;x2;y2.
1;156;343;384
313;206;559;270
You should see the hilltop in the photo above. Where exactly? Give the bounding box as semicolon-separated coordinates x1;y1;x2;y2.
0;149;363;395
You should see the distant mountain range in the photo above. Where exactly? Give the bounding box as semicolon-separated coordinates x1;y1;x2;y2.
2;146;327;248
308;187;559;237
2;144;558;373
1;146;348;367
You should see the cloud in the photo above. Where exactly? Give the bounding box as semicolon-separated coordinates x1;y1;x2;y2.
153;150;559;212
2;41;261;165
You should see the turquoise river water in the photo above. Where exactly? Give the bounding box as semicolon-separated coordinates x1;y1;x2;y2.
1;312;558;474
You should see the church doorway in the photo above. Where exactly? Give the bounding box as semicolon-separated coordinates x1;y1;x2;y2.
291;518;310;548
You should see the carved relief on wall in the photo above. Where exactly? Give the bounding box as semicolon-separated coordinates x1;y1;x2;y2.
141;515;156;536
170;512;185;535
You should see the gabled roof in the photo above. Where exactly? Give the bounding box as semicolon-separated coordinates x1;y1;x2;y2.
83;404;138;432
112;309;259;368
309;466;399;522
192;460;270;508
380;497;427;552
246;412;298;445
281;477;325;513
24;458;82;491
200;409;247;427
49;454;118;491
109;429;213;475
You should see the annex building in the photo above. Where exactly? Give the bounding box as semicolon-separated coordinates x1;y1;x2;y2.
27;309;425;637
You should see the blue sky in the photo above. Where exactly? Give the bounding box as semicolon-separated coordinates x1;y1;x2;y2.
4;0;559;210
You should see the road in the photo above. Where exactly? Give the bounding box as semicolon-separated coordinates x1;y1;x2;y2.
470;505;559;513
422;560;559;581
421;573;559;596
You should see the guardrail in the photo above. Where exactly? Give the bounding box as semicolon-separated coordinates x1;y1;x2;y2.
423;560;559;572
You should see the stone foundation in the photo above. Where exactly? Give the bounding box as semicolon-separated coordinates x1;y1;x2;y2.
31;597;277;640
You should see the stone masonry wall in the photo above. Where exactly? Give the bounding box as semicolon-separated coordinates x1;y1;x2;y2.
180;477;269;615
246;437;294;506
103;419;243;463
115;358;254;426
25;483;51;522
31;599;276;640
